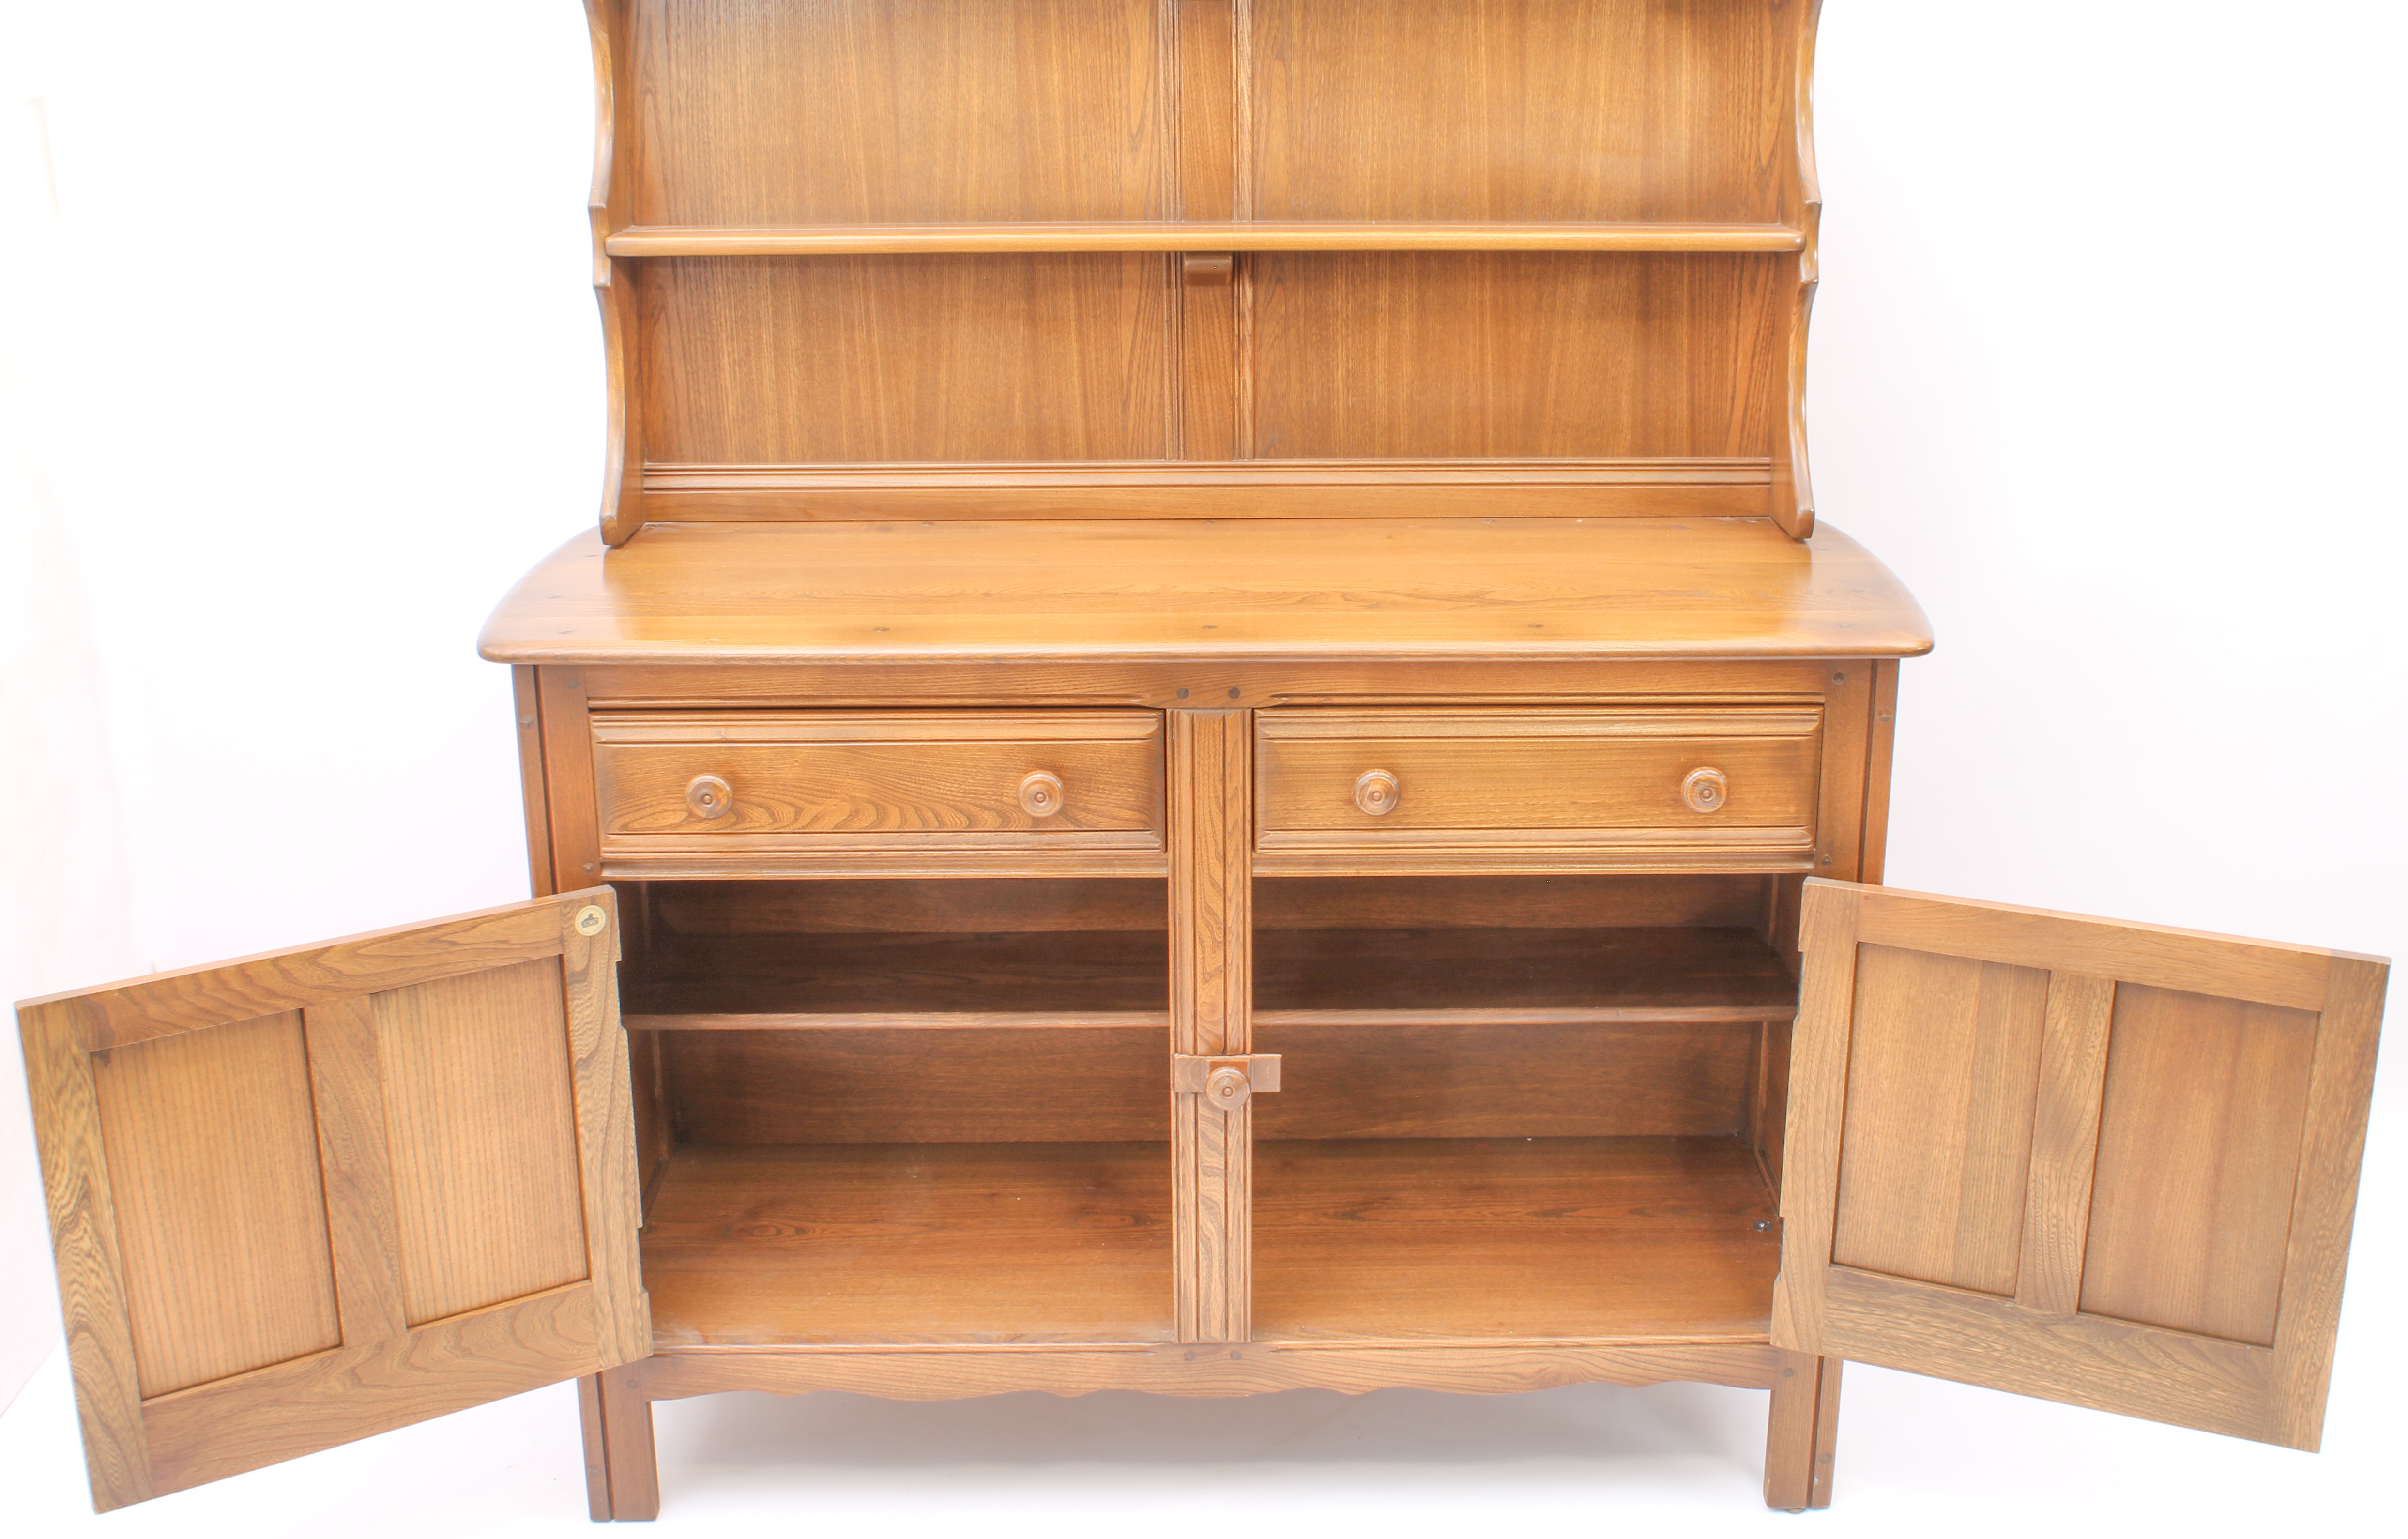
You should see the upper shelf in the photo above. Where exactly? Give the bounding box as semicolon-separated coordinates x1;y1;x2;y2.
603;224;1810;258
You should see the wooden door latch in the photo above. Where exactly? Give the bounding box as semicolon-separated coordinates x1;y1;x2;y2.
1173;1053;1281;1111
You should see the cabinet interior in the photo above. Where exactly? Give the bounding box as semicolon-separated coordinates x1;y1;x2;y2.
618;870;1807;1347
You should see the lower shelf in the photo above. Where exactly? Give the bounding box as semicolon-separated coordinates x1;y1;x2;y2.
638;1135;1776;1349
642;1142;1174;1346
1254;1135;1779;1342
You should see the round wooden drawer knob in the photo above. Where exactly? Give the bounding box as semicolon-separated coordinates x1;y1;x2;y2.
1204;1066;1252;1111
685;774;734;820
1681;767;1730;814
1020;771;1065;818
1354;769;1401;817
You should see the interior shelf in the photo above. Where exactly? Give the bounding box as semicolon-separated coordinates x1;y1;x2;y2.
1253;1135;1779;1342
640;1142;1174;1347
625;926;1795;1030
638;1136;1773;1348
623;930;1169;1028
604;222;1809;257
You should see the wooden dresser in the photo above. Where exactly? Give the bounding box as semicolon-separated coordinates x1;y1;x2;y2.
19;0;2389;1519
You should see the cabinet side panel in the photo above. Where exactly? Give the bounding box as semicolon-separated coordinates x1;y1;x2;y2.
644;255;1174;463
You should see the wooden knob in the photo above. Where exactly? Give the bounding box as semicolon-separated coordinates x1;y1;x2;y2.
1354;769;1400;816
1019;770;1065;818
685;774;733;820
1681;767;1729;814
1204;1066;1252;1111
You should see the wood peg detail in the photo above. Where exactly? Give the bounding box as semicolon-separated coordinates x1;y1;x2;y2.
1681;767;1730;814
1019;770;1066;817
1354;769;1400;816
1182;252;1235;287
685;774;733;820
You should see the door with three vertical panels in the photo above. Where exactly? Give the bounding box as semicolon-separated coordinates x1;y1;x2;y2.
1772;879;2388;1448
17;890;649;1509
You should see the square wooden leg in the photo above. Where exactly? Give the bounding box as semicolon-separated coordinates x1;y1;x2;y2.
577;1368;661;1522
1764;1351;1842;1510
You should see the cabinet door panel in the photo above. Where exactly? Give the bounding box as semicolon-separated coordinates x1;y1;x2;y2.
1772;880;2387;1450
18;891;648;1510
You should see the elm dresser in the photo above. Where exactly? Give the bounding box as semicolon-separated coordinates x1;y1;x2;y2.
20;0;2388;1518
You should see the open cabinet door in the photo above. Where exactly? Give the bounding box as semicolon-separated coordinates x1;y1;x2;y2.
17;889;649;1510
1771;880;2386;1449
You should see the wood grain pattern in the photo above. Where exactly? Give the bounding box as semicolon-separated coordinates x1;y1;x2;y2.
2078;984;2317;1346
1778;880;2390;1449
536;668;605;891
585;1365;659;1521
1856;887;2337;1012
1255;874;1770;932
510;666;556;895
1253;1136;1778;1340
560;894;653;1371
302;996;411;1347
640;1143;1174;1344
1171;709;1251;1342
639;458;1771;522
376;959;592;1326
16;995;151;1508
605;223;1811;256
2268;954;2389;1448
1830;945;2049;1297
1249;0;1789;223
657;1026;1169;1144
480;521;1933;665
591;710;1164;838
575;657;1839;711
633;0;1172;227
1762;1350;1840;1510
584;0;643;544
625;928;1167;1018
1256;925;1798;1019
20;892;651;1506
92;1012;341;1399
1255;707;1820;867
1809;662;1869;880
2012;973;2116;1317
1815;1265;2276;1443
641;255;1172;464
23;904;565;1052
631;1341;1786;1399
652;1018;1762;1146
640;877;1168;935
141;1286;613;1498
1254;1021;1756;1140
1248;253;1778;459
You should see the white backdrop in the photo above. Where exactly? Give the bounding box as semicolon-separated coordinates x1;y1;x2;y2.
1;2;2400;1535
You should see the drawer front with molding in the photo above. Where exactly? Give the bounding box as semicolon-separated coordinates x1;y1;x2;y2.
1254;707;1821;874
591;711;1165;877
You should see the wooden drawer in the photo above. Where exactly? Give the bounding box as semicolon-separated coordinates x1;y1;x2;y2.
1254;707;1821;874
591;711;1165;877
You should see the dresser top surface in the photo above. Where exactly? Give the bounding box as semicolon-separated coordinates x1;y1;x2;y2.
479;516;1931;666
